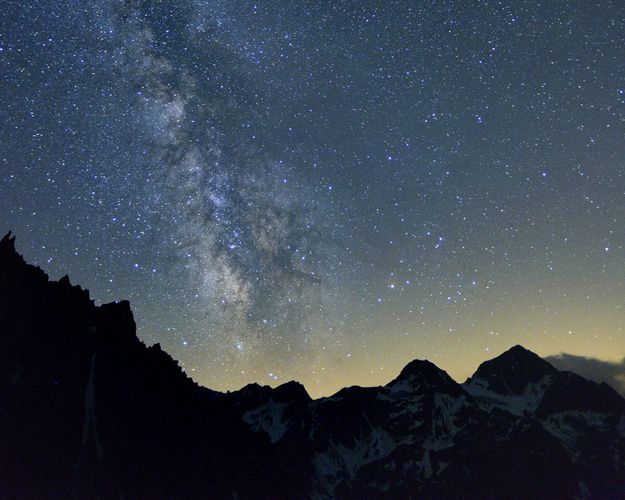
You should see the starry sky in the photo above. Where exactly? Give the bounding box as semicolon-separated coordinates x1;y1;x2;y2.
2;0;625;397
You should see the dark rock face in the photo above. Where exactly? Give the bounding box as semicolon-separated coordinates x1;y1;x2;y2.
466;344;559;396
1;232;625;499
0;233;283;499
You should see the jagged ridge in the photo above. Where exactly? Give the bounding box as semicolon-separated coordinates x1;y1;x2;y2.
1;232;624;499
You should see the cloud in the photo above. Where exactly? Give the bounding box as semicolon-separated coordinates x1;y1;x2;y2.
545;353;625;397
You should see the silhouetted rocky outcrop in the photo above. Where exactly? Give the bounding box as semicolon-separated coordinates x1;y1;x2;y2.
0;233;286;498
1;232;624;498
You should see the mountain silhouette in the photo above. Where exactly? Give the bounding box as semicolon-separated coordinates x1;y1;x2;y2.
1;232;624;499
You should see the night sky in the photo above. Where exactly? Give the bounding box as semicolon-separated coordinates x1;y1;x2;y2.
2;0;625;397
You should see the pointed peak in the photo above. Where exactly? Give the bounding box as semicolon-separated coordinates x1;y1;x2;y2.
507;344;536;355
0;231;33;275
235;383;274;405
495;345;555;367
0;231;19;257
468;345;557;396
388;358;459;394
398;358;448;380
1;231;15;247
274;380;311;403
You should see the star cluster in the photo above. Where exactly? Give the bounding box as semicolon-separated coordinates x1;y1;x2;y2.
1;0;625;396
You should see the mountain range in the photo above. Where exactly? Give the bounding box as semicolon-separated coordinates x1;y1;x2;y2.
1;232;624;499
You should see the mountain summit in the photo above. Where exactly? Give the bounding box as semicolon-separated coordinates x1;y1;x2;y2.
1;232;625;498
466;344;558;396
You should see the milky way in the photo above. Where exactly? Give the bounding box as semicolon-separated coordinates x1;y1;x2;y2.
2;1;625;396
108;1;328;358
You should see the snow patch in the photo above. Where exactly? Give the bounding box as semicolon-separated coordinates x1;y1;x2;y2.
312;426;398;497
334;427;397;478
463;375;551;416
425;393;465;450
421;448;433;478
387;379;414;395
388;396;424;419
541;411;609;448
242;399;289;444
577;480;591;499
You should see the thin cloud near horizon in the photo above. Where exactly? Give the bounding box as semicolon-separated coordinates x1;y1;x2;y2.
545;353;625;397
